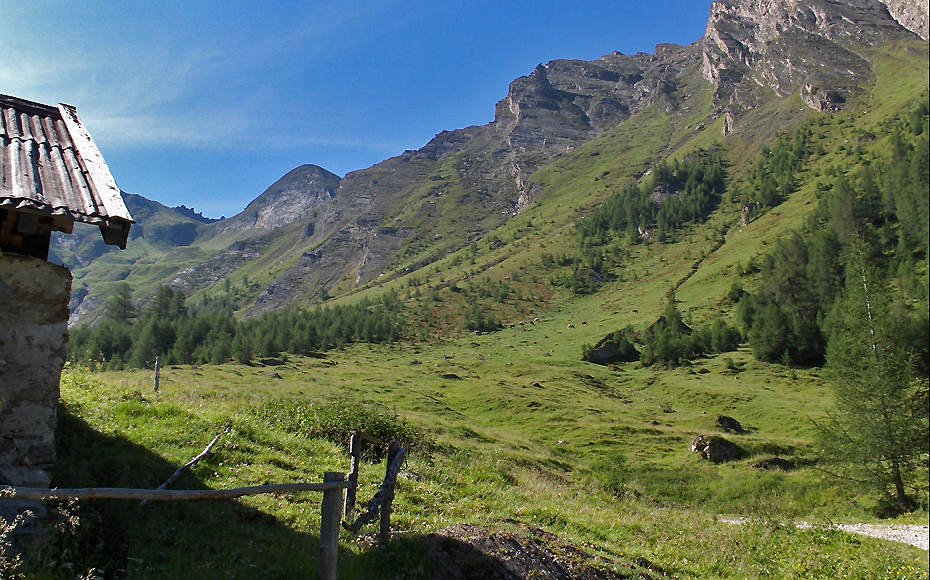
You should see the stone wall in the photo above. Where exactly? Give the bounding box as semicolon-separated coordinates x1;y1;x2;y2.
0;251;72;488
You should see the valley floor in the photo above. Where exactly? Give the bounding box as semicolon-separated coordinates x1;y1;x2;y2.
18;347;926;580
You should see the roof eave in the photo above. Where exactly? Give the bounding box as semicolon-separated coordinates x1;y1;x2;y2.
57;103;134;225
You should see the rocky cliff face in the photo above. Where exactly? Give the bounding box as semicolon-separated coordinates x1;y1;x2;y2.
62;0;929;322
702;0;919;124
242;1;929;314
241;45;705;317
880;0;929;40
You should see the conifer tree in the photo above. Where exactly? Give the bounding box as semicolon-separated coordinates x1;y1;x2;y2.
106;282;137;324
819;254;929;513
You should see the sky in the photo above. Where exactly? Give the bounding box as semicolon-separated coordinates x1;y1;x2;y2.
1;1;711;218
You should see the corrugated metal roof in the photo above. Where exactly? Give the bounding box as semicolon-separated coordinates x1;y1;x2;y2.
0;94;133;248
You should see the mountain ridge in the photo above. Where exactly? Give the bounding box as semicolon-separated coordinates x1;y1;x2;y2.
55;0;928;326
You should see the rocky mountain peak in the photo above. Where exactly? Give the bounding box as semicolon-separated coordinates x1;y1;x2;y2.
212;164;341;235
530;63;552;84
702;0;922;125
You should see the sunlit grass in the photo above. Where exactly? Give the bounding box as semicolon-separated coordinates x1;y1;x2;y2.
22;346;925;579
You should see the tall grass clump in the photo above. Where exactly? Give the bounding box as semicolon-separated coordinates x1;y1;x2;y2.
252;398;435;454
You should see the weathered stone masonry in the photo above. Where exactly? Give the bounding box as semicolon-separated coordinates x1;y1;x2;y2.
0;252;72;489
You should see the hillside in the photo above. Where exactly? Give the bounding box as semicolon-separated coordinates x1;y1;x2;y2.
58;0;927;327
19;0;930;578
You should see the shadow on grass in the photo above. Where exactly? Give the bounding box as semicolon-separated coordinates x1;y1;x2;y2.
27;410;323;579
347;524;664;580
24;409;649;580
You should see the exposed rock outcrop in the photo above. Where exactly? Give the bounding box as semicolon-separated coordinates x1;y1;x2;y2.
243;45;704;316
212;164;342;235
879;0;930;40
583;331;640;365
702;0;920;121
716;415;746;433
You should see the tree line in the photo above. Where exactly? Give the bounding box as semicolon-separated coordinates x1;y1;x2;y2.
737;96;929;513
69;285;407;369
738;95;929;367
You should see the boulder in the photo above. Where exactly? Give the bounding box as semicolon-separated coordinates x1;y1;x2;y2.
751;457;795;471
690;435;744;463
716;415;746;434
583;331;639;365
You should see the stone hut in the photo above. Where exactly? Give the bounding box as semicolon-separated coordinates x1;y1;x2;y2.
1;94;133;494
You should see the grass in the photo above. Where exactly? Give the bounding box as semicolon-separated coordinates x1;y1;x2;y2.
12;338;926;578
19;36;929;580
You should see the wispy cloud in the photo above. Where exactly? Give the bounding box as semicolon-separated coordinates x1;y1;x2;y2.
0;0;406;153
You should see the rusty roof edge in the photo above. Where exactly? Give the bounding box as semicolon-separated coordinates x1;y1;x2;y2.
0;197;100;223
57;103;134;225
0;94;59;117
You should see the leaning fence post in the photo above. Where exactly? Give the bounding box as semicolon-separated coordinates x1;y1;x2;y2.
319;472;345;580
345;431;362;520
380;441;401;547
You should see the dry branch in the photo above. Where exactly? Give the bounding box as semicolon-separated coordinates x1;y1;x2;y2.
343;446;406;534
141;430;225;505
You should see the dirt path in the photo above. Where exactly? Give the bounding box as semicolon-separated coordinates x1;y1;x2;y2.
721;518;929;550
828;523;928;551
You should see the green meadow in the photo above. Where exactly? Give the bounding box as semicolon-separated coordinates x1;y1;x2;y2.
29;336;925;579
14;37;928;580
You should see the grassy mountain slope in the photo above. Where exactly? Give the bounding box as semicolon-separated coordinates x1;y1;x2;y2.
354;37;928;343
25;2;930;577
41;333;925;578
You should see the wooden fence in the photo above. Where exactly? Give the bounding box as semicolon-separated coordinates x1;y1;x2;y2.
0;430;405;580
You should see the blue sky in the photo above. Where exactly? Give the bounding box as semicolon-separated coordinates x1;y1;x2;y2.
2;1;711;218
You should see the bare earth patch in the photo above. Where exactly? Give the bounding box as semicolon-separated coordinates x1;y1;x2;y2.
424;523;663;580
721;518;929;551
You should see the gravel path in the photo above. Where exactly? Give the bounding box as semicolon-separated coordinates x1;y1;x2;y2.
831;523;928;551
720;518;929;551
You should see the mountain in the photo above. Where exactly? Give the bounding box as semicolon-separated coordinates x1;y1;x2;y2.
703;0;923;122
56;0;928;327
50;194;215;270
208;164;342;237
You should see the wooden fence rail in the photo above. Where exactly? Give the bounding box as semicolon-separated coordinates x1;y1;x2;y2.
1;482;350;502
2;477;350;580
0;431;406;580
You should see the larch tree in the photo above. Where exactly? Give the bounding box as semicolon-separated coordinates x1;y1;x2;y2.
819;254;929;513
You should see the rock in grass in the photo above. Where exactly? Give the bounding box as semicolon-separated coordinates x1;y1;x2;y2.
690;435;744;463
582;331;639;365
751;457;795;471
716;415;746;434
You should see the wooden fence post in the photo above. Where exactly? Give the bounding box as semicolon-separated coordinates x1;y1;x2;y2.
379;441;401;547
319;472;345;580
153;357;161;392
345;431;362;520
